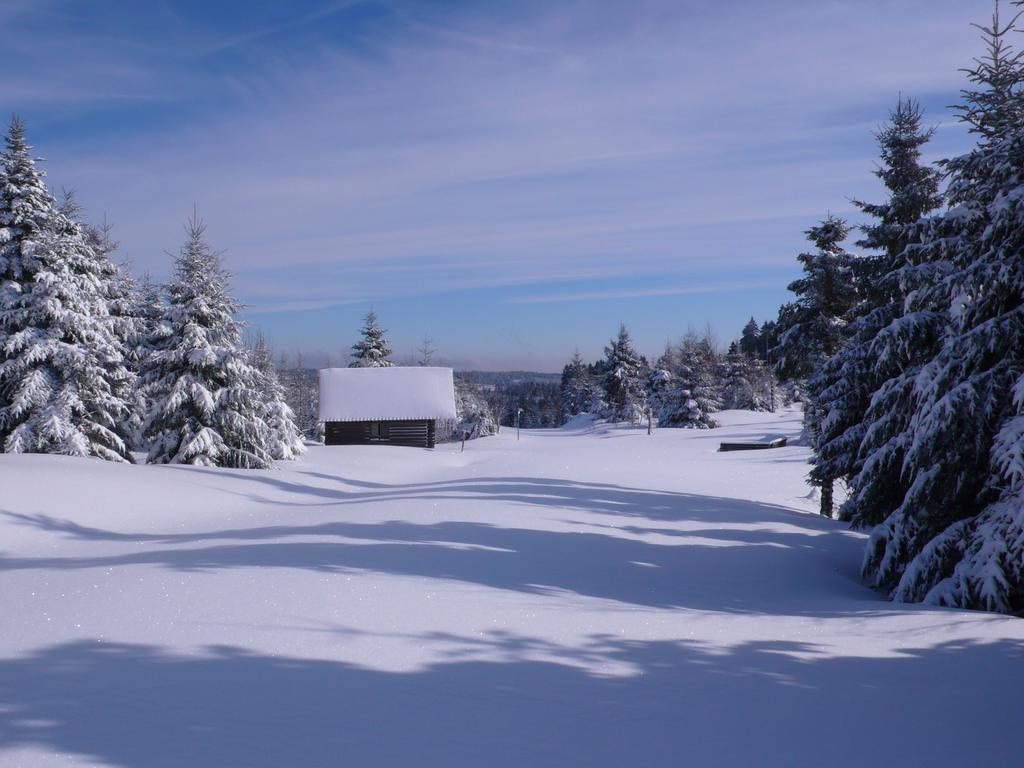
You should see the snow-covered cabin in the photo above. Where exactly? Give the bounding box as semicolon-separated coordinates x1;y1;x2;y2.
318;367;457;448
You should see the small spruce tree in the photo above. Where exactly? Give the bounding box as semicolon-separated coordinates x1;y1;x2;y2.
646;343;677;421
350;309;394;367
248;331;305;461
722;349;771;411
602;324;647;422
560;348;598;421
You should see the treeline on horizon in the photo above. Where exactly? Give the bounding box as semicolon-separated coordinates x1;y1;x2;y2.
296;312;790;434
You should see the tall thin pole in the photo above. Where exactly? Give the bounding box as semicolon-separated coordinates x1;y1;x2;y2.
516;408;522;442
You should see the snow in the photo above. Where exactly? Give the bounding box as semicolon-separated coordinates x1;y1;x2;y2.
0;406;1021;767
319;366;456;422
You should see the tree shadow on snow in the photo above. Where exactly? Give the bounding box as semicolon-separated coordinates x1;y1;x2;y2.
2;474;869;615
0;633;1020;768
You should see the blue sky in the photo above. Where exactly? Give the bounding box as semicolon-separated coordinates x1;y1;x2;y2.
4;0;994;370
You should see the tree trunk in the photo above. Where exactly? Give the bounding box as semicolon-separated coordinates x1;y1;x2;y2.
820;478;834;518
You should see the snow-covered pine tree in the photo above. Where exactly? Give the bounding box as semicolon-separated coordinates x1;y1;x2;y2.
350;309;394;367
680;332;723;416
277;351;319;438
248;330;305;461
560;348;597;422
809;98;943;518
721;346;747;410
143;214;273;468
773;216;858;382
451;375;498;440
750;357;777;411
133;273;172;444
646;343;677;421
0;118;133;461
65;199;145;446
722;348;772;411
602;324;647;422
858;3;1024;612
656;335;718;428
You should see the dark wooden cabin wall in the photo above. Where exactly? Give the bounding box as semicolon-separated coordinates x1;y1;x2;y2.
325;420;436;448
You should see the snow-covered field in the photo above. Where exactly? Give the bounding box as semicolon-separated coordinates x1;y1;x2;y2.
1;407;1021;767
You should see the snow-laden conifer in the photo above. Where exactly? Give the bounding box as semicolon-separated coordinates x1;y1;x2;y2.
143;214;272;468
67;200;144;444
680;333;722;416
248;331;305;460
809;98;942;518
722;349;772;411
656;336;719;428
774;216;858;382
350;309;393;367
134;273;172;443
602;324;647;422
452;375;498;439
646;343;677;421
0;118;132;461
560;348;598;421
854;4;1024;612
277;352;319;438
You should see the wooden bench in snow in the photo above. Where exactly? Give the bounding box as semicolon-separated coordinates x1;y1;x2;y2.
718;437;787;452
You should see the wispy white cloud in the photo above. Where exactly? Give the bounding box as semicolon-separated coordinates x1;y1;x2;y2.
508;279;785;305
198;0;373;56
5;0;992;364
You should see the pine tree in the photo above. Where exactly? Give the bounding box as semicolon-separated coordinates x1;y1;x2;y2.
248;331;305;461
750;357;777;411
774;216;858;382
143;214;273;468
134;273;172;443
70;201;145;447
722;349;772;411
655;368;708;429
758;320;779;363
646;343;677;421
854;3;1024;612
739;318;761;358
653;334;718;429
0;118;133;461
451;375;498;440
602;324;647;422
666;333;721;427
350;309;393;367
809;98;943;518
560;348;598;421
277;353;319;438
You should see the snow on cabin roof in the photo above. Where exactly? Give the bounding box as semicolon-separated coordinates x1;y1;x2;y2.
319;367;457;423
